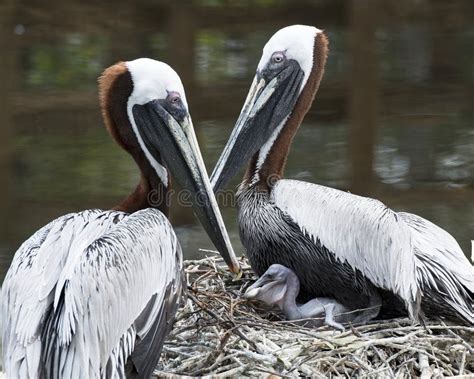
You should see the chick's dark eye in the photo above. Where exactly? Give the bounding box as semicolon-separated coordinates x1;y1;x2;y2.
170;96;180;104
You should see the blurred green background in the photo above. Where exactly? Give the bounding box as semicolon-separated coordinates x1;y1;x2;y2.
0;0;473;281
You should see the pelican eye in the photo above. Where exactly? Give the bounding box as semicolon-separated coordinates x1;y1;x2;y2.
170;95;180;104
164;92;187;122
166;91;182;105
272;52;285;64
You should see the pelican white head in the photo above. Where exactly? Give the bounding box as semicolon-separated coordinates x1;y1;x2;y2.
211;25;328;191
257;25;322;89
126;58;188;108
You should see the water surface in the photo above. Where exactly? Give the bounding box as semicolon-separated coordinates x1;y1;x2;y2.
0;0;473;281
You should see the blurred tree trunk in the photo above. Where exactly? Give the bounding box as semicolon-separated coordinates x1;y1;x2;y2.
107;8;140;64
166;2;196;93
348;0;378;195
429;0;458;81
0;1;16;235
166;2;197;226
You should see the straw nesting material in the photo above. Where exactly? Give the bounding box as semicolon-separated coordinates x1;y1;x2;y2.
155;255;474;378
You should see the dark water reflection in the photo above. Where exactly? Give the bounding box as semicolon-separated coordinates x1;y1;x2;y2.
0;0;473;281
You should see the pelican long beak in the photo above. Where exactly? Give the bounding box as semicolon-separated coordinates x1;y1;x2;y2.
211;61;304;192
132;100;240;273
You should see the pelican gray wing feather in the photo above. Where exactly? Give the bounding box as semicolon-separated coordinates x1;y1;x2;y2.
272;179;473;321
41;208;183;378
2;208;182;378
399;212;473;323
2;209;126;377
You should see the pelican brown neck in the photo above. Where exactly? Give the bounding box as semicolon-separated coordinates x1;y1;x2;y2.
99;62;170;215
113;168;169;215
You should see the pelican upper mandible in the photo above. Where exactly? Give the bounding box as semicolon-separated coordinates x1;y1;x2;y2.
211;25;473;325
2;58;240;378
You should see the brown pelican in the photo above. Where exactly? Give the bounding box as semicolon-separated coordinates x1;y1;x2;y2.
2;58;240;378
211;25;473;325
244;264;357;331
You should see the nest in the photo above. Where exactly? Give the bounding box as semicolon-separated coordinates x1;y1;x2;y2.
155;255;474;378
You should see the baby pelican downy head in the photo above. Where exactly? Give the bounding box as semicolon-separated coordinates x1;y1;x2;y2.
244;264;297;305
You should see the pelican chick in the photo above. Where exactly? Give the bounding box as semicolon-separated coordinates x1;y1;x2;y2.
244;264;366;331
